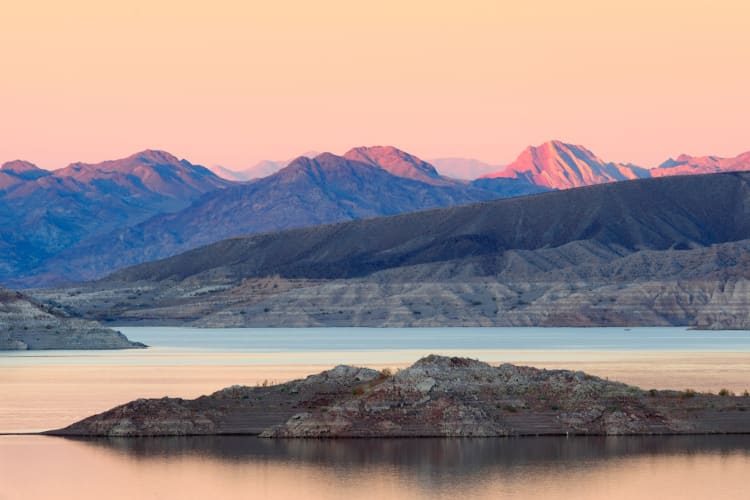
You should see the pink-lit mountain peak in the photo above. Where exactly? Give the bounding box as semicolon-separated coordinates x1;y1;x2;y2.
652;150;750;177
0;160;50;190
48;149;229;198
58;149;184;176
343;145;452;185
1;160;45;174
483;140;648;190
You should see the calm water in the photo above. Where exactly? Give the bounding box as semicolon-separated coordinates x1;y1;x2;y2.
1;435;750;499
2;327;750;499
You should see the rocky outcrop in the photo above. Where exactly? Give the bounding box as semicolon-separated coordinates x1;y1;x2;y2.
0;287;144;350
49;355;750;437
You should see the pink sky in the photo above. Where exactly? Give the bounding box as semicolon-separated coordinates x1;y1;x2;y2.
1;0;748;169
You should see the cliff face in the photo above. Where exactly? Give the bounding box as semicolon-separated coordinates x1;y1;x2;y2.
0;287;144;350
50;356;750;437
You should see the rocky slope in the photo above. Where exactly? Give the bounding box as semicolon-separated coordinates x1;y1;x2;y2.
482;140;649;189
49;355;750;437
0;287;143;350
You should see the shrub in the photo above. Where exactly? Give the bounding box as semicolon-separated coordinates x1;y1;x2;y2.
683;388;697;398
379;368;393;378
649;389;658;397
718;388;735;397
352;386;365;396
743;390;749;397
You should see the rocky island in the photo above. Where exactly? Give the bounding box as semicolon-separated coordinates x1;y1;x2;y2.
0;286;144;350
49;355;750;437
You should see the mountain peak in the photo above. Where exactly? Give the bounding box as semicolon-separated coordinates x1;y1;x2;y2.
538;139;599;160
0;160;50;184
343;145;450;185
49;150;229;199
483;140;647;189
127;149;182;165
61;149;186;175
313;152;340;162
1;159;43;173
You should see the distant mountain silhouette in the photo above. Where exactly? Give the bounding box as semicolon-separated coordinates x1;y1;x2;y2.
429;157;503;179
651;151;750;177
209;152;319;181
32;151;504;283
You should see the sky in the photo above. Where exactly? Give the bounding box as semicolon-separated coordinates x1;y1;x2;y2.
1;0;749;170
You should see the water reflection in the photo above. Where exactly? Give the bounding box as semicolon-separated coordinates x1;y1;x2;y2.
3;435;750;500
67;434;750;480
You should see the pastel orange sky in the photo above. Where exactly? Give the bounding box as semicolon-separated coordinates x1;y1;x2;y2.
2;0;748;169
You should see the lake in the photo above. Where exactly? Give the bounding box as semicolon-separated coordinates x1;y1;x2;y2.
2;327;750;499
2;434;750;499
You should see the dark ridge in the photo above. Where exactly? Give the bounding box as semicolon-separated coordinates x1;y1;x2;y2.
107;171;750;283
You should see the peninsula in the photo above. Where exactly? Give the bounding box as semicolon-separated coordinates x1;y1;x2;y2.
0;286;144;350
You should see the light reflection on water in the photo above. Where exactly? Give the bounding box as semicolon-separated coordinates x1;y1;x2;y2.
1;435;749;500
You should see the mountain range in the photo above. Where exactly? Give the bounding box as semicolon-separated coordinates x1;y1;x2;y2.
27;150;505;284
4;141;750;287
40;170;750;330
212;154;503;181
0;150;229;285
